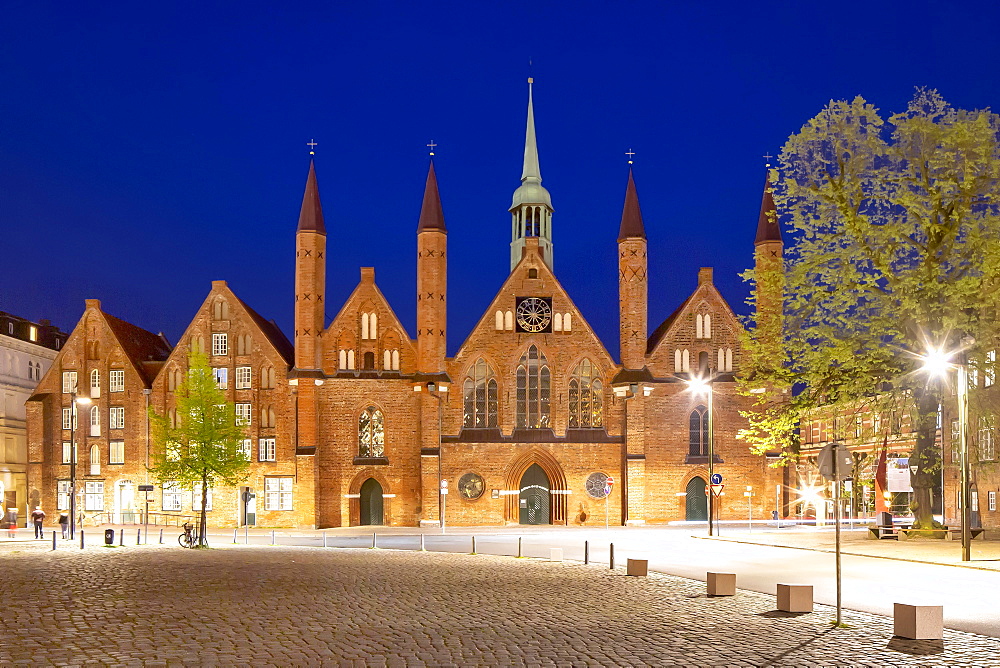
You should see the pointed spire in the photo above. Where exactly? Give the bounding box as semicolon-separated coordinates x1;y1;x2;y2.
521;78;542;184
754;168;781;244
297;160;325;234
618;168;646;241
417;160;446;232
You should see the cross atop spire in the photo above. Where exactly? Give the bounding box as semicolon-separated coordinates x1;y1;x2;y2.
427;140;437;157
307;139;318;155
626;148;636;165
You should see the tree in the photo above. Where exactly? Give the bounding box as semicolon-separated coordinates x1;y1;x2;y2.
149;351;251;545
741;89;1000;529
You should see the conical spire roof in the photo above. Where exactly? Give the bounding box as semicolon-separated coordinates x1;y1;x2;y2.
510;78;552;209
754;169;781;244
297;160;325;234
618;168;646;242
417;160;446;232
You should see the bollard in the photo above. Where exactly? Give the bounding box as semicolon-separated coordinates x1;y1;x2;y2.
584;540;589;565
52;530;57;551
626;558;648;576
610;543;615;570
777;584;813;613
137;529;141;545
159;528;164;544
80;529;85;550
323;531;327;548
119;529;124;546
471;536;477;555
271;530;275;545
420;534;425;551
245;524;249;545
234;528;238;544
707;572;737;597
372;533;377;549
518;536;523;558
894;603;943;640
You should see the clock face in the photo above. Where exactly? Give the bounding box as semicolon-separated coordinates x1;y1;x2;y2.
458;472;485;500
586;472;610;499
515;297;552;333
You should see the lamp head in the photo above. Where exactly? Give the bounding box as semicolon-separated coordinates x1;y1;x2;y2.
427;381;437;393
75;396;92;406
921;347;953;378
686;375;712;395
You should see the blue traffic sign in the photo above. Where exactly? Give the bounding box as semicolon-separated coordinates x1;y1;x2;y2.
710;473;723;485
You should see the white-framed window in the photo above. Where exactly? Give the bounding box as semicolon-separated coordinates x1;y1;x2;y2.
951;418;961;463
192;483;213;511
62;371;78;394
109;406;124;430
109;369;124;392
236;366;252;389
162;482;183;511
987;350;996;388
90;369;101;397
238;439;252;461
84;481;104;511
89;444;100;475
258;438;276;462
265;477;293;511
236;403;251;426
109;440;124;465
990;490;997;512
90;406;101;437
212;333;228;356
62;441;73;464
214;367;228;389
57;480;71;510
979;422;995;461
62;408;74;430
854;415;863;439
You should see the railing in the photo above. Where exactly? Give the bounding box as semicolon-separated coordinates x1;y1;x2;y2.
94;512;197;527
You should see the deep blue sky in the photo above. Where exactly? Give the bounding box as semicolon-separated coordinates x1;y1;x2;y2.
3;1;999;356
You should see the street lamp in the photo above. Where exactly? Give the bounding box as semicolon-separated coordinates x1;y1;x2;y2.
68;390;91;540
425;381;447;533
922;345;971;561
687;373;715;536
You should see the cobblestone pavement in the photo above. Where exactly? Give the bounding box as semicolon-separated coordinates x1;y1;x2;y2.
2;541;999;666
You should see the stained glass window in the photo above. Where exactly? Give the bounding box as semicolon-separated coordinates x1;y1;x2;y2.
359;406;385;457
463;359;498;428
516;345;550;428
568;359;603;428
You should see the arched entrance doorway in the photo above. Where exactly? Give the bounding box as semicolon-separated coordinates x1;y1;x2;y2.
519;463;550;525
359;478;383;526
685;476;708;521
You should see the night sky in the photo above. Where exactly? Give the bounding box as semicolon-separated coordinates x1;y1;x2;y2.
4;2;999;356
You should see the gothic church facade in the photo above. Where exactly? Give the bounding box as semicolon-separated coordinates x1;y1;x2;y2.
27;82;784;528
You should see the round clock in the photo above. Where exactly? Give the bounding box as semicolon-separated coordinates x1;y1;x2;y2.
516;297;552;333
458;472;485;500
585;472;610;499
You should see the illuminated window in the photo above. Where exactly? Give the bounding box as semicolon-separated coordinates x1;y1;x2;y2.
109;370;124;392
689;406;709;456
265;477;293;511
214;367;228;389
212;333;228;356
109;440;124;465
84;481;104;511
258;438;276;462
192;483;213;511
62;371;78;394
162;482;182;511
358;407;385;457
109;406;124;430
568;359;603;428
516;345;550;429
463;359;498;428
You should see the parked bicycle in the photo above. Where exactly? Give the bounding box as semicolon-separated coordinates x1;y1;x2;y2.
178;522;198;548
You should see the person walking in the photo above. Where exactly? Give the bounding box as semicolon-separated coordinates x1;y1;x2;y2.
31;506;45;539
6;507;18;538
59;512;69;539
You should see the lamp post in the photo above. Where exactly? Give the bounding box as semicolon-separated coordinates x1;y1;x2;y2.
68;390;91;540
688;373;715;536
922;345;971;562
426;381;446;533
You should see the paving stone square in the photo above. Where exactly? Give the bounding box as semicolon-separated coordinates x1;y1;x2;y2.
1;542;998;666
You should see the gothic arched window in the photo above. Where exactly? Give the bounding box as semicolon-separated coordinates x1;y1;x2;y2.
463;358;498;428
516;345;550;429
689;405;709;456
358;406;385;458
568;359;603;428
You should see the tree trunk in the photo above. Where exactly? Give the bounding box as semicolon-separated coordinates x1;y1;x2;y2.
199;473;209;546
910;388;943;529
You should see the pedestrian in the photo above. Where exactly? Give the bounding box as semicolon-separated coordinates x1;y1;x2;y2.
59;512;69;539
31;506;45;539
6;507;18;538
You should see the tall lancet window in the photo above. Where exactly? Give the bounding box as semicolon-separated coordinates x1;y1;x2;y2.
568;359;603;428
358;406;385;458
463;359;498;428
516;345;550;429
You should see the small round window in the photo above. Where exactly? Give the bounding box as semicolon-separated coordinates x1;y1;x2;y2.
458;472;485;500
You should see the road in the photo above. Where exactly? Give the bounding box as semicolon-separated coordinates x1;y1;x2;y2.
193;524;1000;637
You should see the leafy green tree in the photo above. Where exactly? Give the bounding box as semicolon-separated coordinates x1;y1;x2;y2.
149;352;251;545
741;89;1000;529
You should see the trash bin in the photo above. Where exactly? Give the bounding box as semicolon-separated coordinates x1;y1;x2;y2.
104;529;115;545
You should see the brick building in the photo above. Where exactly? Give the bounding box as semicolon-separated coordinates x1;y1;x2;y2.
27;81;783;528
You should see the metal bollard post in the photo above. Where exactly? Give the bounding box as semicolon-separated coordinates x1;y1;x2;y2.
52;530;57;551
271;530;275;545
609;543;615;570
518;536;523;558
323;531;327;548
245;524;249;545
80;529;85;550
119;529;124;546
584;540;589;565
471;535;477;554
233;528;238;544
137;529;141;545
159;528;163;544
420;533;425;551
372;533;377;549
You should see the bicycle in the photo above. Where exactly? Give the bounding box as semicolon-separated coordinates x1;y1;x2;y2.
178;522;198;548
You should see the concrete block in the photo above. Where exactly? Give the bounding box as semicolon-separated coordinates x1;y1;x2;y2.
549;547;563;562
707;572;736;596
626;559;648;576
776;584;812;612
894;603;943;640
